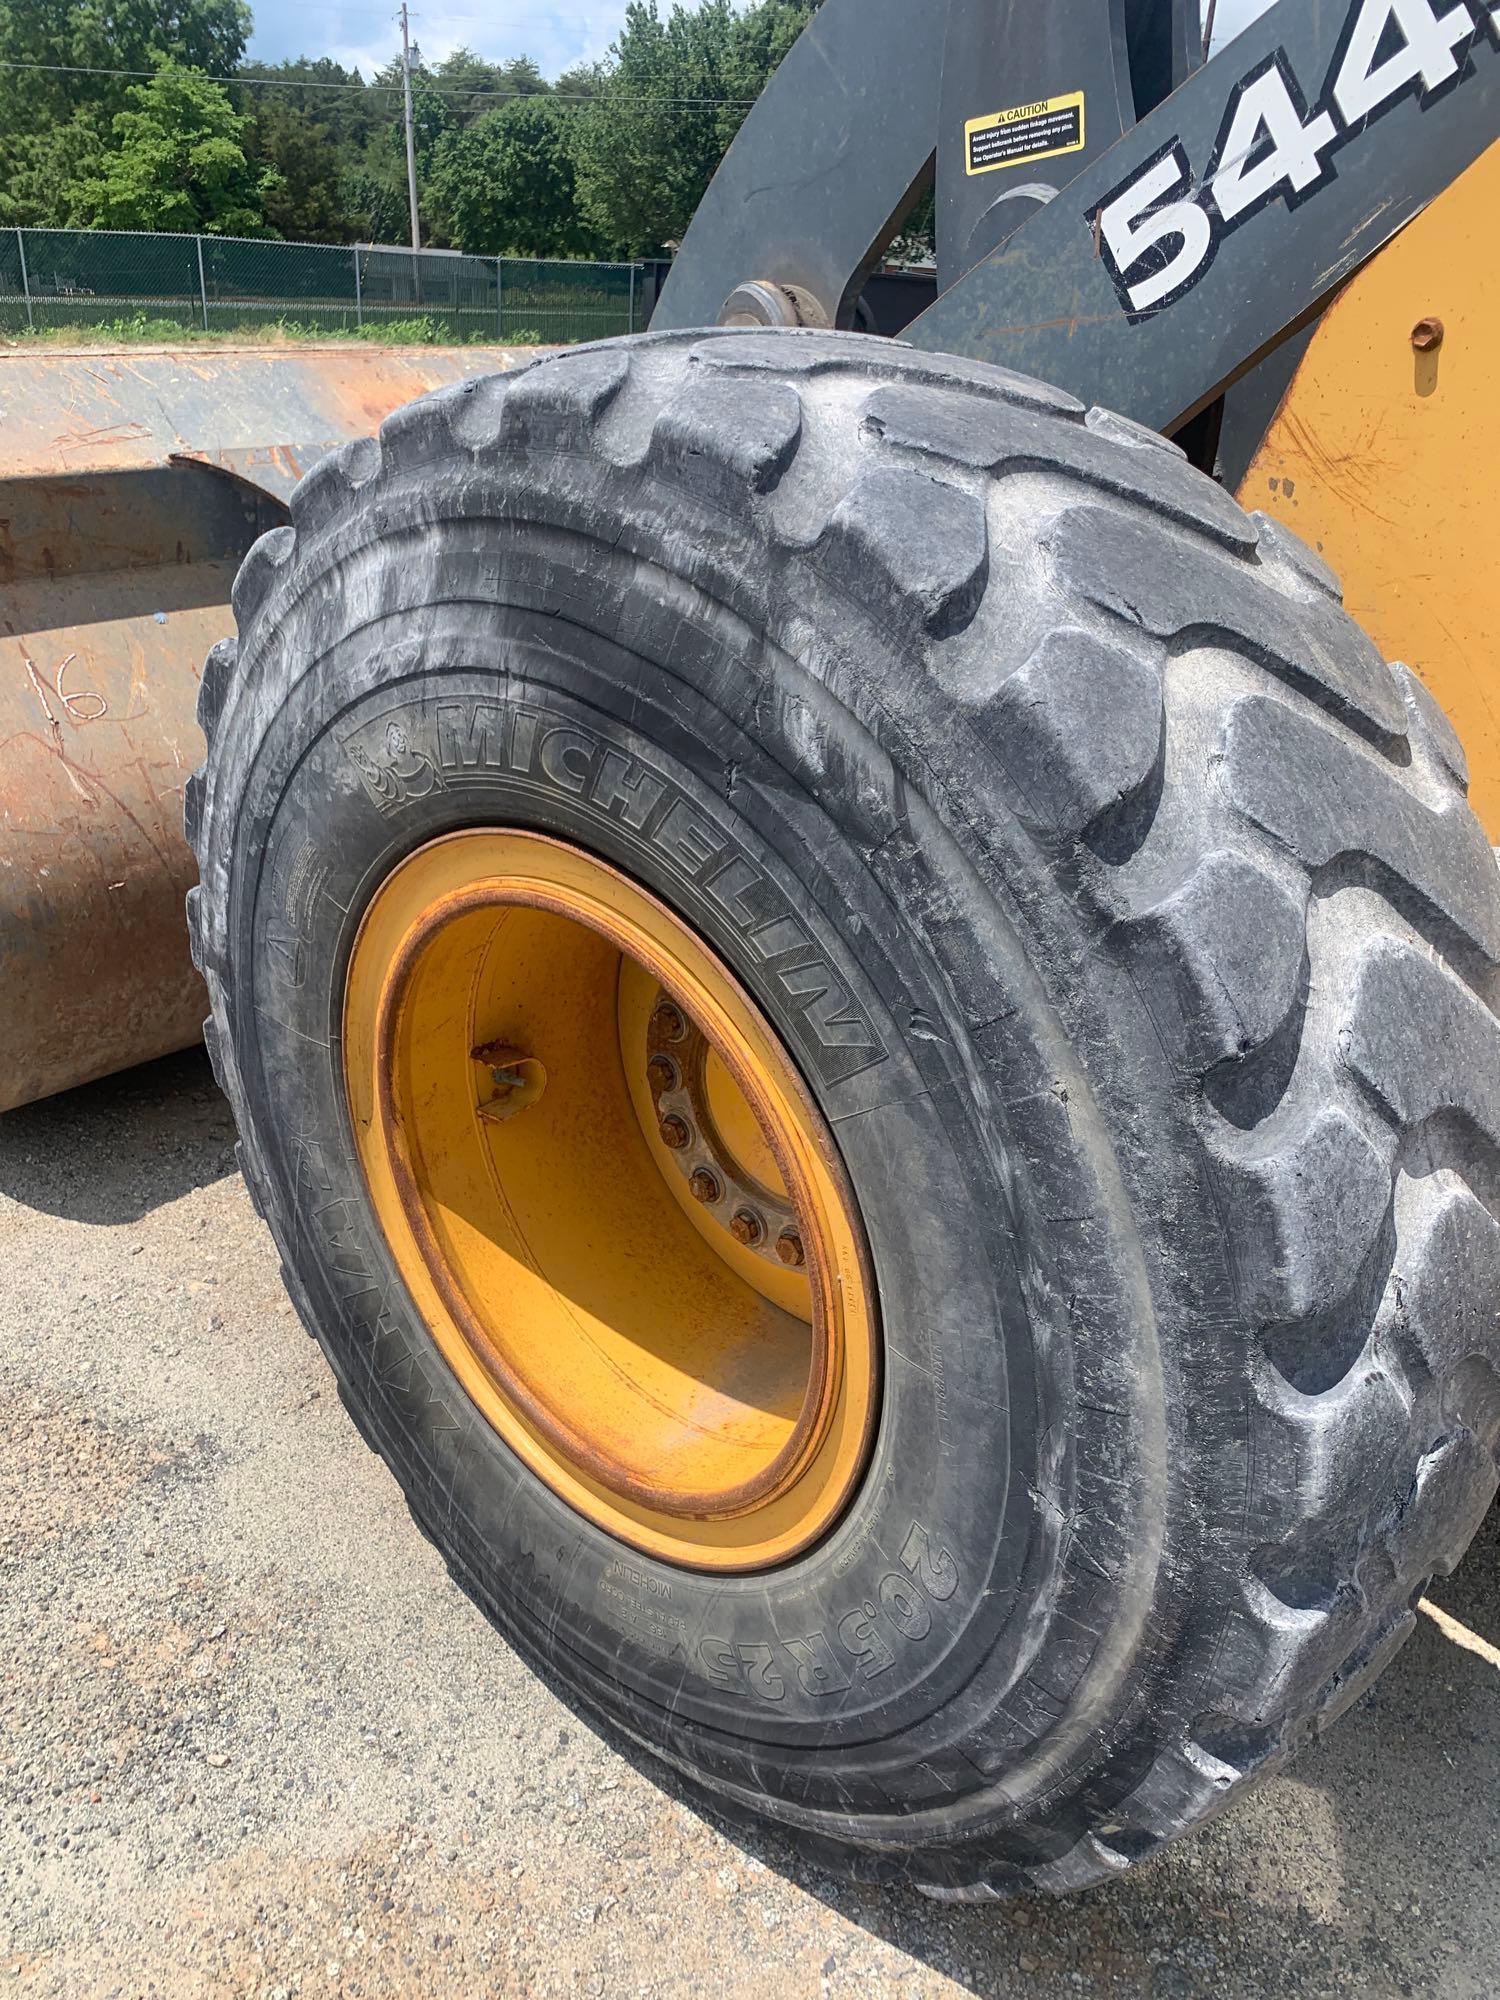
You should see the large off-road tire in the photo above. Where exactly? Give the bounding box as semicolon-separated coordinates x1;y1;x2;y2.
186;328;1500;1897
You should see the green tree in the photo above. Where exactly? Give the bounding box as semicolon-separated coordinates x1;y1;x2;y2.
554;61;605;101
351;46;558;247
0;0;830;265
431;96;603;258
433;47;549;118
239;59;377;242
340;153;411;246
721;0;819;91
253;103;346;241
568;0;733;258
70;58;278;233
569;0;817;257
0;0;250;224
0;116;108;229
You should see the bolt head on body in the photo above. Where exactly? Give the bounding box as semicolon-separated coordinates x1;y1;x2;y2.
775;1230;805;1269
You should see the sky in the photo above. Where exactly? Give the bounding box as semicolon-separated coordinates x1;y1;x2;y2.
243;0;1278;85
245;0;634;80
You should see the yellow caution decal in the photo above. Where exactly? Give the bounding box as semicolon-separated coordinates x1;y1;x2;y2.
964;92;1086;176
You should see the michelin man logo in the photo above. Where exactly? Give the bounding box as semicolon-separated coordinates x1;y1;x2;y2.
348;717;448;814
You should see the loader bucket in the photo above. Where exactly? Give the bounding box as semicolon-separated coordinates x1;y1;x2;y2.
0;343;537;1113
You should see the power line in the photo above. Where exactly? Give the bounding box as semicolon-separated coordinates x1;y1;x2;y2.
0;57;758;107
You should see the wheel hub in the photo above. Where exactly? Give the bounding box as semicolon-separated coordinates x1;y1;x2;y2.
641;987;804;1274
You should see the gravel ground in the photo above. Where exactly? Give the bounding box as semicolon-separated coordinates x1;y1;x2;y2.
1;1048;1496;2000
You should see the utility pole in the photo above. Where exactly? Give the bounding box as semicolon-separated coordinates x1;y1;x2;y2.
399;1;421;252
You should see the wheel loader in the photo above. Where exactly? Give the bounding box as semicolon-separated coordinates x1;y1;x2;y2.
3;0;1498;1900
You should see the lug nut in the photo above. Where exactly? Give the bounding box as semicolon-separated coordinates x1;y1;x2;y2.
730;1209;764;1248
689;1167;721;1205
1411;315;1445;352
647;1054;677;1093
654;1001;687;1042
659;1115;691;1151
775;1229;805;1269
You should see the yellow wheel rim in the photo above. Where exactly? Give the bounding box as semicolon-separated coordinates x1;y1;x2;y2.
343;830;879;1572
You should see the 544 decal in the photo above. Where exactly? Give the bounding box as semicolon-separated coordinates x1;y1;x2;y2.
1091;0;1495;318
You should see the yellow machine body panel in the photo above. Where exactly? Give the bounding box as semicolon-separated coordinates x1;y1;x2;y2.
1241;141;1500;840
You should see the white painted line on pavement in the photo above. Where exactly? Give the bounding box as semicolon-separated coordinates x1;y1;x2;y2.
1419;1597;1500;1674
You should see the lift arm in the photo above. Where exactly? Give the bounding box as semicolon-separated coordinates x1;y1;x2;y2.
653;0;1203;331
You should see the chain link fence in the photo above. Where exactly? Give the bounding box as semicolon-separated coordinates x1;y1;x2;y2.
0;228;643;343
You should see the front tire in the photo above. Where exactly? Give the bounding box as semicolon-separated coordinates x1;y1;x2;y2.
187;328;1500;1896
